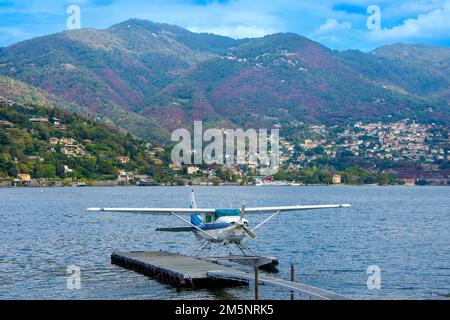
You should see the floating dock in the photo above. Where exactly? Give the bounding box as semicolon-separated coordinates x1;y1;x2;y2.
111;251;248;288
111;251;349;300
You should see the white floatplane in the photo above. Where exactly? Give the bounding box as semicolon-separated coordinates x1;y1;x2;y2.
87;190;350;270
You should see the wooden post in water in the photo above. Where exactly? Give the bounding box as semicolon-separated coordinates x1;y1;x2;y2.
254;267;259;300
290;264;295;300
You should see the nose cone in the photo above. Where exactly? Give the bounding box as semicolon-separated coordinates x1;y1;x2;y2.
237;218;249;225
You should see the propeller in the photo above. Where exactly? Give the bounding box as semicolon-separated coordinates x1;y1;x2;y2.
240;201;245;223
238;201;258;240
242;225;258;240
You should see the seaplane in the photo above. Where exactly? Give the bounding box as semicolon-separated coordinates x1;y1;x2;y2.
87;190;351;271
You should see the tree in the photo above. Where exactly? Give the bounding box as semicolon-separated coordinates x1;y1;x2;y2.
36;164;56;178
6;161;18;177
375;172;395;185
415;179;429;186
0;131;10;145
318;170;332;184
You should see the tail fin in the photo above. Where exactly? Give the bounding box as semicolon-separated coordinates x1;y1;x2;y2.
190;189;197;209
189;189;202;226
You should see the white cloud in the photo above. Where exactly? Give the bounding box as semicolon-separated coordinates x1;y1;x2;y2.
314;18;352;35
370;0;450;41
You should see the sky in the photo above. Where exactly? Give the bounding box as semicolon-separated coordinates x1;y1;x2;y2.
0;0;449;51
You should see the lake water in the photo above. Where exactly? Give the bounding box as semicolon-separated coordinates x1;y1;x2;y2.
0;186;449;300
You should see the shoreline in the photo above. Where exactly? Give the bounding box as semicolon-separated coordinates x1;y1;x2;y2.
0;182;447;188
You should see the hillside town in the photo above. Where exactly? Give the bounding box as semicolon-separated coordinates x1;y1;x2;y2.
156;120;449;186
291;120;448;165
1;95;448;187
93;120;449;187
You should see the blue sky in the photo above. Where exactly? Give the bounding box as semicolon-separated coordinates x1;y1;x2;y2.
1;0;449;50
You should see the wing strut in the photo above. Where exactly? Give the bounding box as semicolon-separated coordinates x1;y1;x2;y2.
252;210;281;232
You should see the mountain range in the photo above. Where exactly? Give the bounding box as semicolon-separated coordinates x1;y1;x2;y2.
1;19;449;142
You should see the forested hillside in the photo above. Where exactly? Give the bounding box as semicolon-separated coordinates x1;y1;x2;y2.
0;93;166;182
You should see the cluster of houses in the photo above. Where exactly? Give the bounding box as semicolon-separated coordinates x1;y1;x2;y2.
113;146;167;185
49;137;89;157
157;120;447;185
146;146;165;165
0;119;15;129
293;121;448;165
0;96;15;107
29;116;68;130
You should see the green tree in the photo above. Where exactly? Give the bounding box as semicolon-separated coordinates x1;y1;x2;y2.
36;164;56;178
0;131;10;145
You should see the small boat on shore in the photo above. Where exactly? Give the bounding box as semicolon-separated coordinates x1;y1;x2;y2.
136;180;159;186
73;182;87;187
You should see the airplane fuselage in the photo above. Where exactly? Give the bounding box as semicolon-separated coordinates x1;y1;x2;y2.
194;216;249;244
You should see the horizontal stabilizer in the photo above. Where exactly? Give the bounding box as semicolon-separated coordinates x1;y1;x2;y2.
155;226;195;232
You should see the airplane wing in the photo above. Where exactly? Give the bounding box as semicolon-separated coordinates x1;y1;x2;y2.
86;207;216;214
244;204;351;213
244;204;351;232
87;204;350;214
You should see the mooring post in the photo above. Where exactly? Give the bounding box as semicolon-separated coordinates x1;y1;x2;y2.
254;267;259;300
290;264;295;300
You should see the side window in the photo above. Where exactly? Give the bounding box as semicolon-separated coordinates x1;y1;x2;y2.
205;214;212;223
